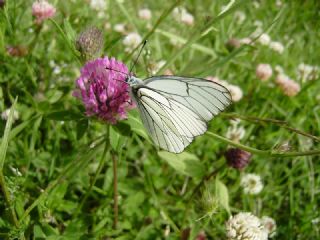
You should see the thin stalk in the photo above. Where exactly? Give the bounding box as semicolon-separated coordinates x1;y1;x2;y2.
112;152;118;229
27;24;42;54
222;113;320;142
0;172;19;227
0;98;19;228
207;132;320;157
75;140;109;215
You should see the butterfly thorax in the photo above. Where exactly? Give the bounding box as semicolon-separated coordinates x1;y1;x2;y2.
126;76;144;87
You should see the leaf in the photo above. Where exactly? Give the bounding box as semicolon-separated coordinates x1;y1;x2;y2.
215;178;231;216
64;19;77;43
158;151;205;178
112;121;131;137
109;125;121;151
126;111;150;141
46;110;83;121
76;119;88;139
0;97;17;169
47;90;64;104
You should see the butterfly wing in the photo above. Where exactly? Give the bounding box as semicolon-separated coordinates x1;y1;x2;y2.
131;76;232;153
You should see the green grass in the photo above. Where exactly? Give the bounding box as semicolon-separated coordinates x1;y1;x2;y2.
1;0;320;239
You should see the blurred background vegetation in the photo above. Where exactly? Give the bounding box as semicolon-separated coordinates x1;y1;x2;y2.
0;0;320;239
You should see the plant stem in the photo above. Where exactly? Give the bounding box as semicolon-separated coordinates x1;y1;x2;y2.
75;142;109;215
0;98;19;228
207;132;320;157
222;113;320;142
0;171;19;227
112;152;118;229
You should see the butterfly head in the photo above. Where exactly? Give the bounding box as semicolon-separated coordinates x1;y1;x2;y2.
125;75;143;86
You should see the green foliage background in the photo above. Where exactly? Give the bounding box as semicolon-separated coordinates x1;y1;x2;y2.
0;0;320;239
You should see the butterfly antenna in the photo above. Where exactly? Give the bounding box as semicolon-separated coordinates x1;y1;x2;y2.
129;40;147;73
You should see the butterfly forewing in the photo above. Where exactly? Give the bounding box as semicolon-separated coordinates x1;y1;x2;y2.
131;76;232;153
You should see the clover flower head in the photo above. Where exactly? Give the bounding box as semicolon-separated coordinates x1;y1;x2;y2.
73;57;135;124
275;74;301;97
256;63;273;81
269;41;284;54
226;212;268;240
90;0;107;11
258;33;271;45
76;27;104;60
226;121;245;143
173;7;194;25
32;0;56;24
240;173;263;195
123;32;142;52
138;8;152;20
227;84;243;102
225;148;251;170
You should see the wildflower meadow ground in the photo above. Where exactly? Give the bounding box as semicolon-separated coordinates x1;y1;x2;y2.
1;0;320;239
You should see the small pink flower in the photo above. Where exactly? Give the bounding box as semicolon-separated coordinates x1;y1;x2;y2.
275;74;301;97
256;63;273;81
32;0;56;24
73;57;135;124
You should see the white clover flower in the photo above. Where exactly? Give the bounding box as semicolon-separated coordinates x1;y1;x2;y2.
261;216;277;238
275;74;301;97
138;8;152;20
90;0;107;18
269;41;284;54
181;11;194;25
258;33;271;45
240;173;263;195
226;212;268;240
227;84;243;102
276;0;283;7
114;23;126;33
234;11;246;24
298;63;313;75
173;7;194;25
123;32;142;52
239;37;252;45
1;108;19;122
90;0;107;11
251;27;263;39
297;63;318;81
256;63;273;81
226;121;245;143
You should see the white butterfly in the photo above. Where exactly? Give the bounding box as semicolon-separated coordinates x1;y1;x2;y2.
126;75;232;153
